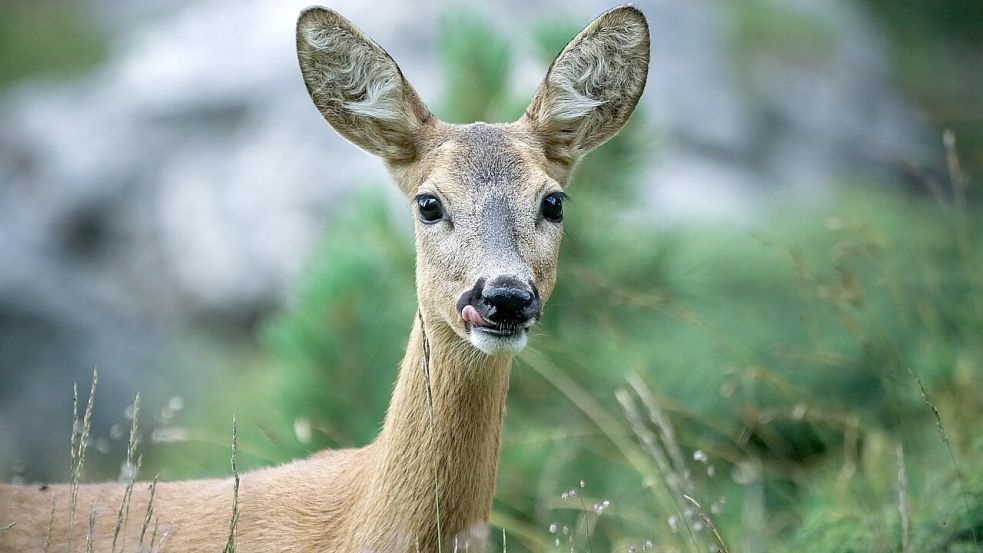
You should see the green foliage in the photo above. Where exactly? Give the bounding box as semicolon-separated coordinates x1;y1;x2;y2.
262;196;416;451
0;1;107;88
726;0;838;67
438;9;515;123
858;0;983;174
498;182;983;551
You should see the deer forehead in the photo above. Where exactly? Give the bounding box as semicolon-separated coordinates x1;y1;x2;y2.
419;123;556;205
411;124;560;280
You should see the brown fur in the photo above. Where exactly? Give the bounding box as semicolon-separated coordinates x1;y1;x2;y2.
0;6;649;552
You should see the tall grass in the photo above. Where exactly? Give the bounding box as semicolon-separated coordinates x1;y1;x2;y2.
34;374;183;553
110;394;140;553
67;370;97;552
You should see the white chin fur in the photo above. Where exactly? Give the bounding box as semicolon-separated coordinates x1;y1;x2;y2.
469;329;528;356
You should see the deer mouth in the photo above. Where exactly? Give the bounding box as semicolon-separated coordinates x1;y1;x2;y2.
461;305;527;338
472;325;525;338
461;304;530;355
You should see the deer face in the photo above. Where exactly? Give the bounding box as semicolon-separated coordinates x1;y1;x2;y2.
407;123;564;355
297;6;649;355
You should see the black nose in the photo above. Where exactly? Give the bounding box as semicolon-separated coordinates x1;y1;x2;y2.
481;277;540;325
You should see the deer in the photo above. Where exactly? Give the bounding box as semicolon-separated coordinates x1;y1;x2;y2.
0;5;649;552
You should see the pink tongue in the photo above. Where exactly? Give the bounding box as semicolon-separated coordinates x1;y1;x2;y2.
461;305;487;327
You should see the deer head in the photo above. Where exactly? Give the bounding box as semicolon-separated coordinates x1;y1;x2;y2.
296;6;649;356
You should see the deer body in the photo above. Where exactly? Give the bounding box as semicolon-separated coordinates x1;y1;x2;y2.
1;6;648;551
1;317;506;551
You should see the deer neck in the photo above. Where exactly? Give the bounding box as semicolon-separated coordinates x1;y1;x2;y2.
351;312;512;550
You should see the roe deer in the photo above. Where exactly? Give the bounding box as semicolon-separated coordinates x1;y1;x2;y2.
0;5;649;551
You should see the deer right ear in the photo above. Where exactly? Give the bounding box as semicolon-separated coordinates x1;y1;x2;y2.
522;6;650;167
296;7;432;165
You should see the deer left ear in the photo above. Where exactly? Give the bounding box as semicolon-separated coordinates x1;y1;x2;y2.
522;6;650;166
296;7;433;165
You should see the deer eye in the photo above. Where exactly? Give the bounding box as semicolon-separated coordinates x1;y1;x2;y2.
416;194;444;223
541;192;566;223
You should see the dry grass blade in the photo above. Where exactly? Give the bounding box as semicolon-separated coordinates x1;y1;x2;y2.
114;462;139;552
943;129;969;210
86;509;96;553
67;382;79;550
488;510;551;551
112;394;141;553
155;521;171;553
68;369;98;552
523;348;704;553
223;415;240;553
906;367;979;549
576;491;593;553
148;518;159;552
0;522;15;534
42;494;55;553
896;445;911;553
616;387;700;548
419;311;444;553
626;374;689;481
682;495;729;553
138;475;159;550
522;349;653;476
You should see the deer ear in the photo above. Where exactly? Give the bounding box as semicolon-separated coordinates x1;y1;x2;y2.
522;6;649;166
296;7;433;164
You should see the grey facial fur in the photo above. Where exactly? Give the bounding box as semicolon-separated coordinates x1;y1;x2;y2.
452;124;533;284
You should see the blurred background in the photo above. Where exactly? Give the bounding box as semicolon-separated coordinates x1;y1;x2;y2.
1;0;981;551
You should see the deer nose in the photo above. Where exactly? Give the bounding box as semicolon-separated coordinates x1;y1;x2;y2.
481;277;540;325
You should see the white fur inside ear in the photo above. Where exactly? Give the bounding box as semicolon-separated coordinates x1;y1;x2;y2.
546;21;647;121
301;24;402;122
